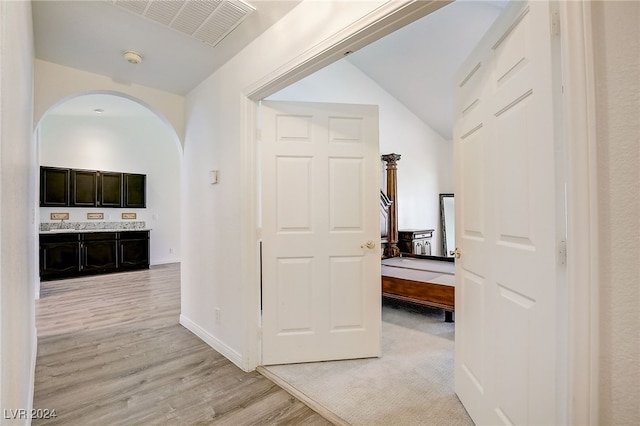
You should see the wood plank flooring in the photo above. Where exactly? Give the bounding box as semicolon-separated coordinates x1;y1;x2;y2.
33;264;331;426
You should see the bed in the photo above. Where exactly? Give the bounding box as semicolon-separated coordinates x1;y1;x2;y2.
380;153;455;322
381;256;455;322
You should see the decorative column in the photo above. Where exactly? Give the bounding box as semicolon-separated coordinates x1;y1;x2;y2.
381;153;401;258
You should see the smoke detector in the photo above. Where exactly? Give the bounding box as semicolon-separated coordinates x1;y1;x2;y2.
123;50;143;64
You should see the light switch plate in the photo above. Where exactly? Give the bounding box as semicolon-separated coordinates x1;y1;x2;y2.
122;212;137;220
209;170;219;184
50;212;69;220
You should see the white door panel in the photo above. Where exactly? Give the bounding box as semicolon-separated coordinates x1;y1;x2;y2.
261;100;381;365
454;1;563;424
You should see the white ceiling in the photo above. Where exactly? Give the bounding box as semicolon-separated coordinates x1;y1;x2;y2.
346;1;506;139
35;0;506;139
33;0;300;95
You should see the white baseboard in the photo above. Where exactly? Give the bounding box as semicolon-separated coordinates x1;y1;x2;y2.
28;327;38;424
179;314;244;370
35;278;41;300
150;258;181;266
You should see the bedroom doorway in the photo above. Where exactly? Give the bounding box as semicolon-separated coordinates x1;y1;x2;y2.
256;1;488;422
242;0;596;421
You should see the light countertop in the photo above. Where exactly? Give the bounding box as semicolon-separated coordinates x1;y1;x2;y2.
40;228;151;234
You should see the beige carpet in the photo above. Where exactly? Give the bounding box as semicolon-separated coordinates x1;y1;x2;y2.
263;301;473;426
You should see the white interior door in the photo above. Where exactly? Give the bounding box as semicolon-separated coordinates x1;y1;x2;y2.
454;1;564;424
261;100;381;365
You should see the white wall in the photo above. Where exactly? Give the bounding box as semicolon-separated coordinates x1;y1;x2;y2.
39;109;181;265
592;2;640;423
182;0;390;366
267;59;453;255
35;60;185;145
0;0;37;422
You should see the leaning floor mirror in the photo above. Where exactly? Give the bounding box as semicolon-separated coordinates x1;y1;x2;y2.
439;193;455;257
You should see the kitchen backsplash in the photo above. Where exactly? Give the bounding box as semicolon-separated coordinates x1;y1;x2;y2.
40;221;147;232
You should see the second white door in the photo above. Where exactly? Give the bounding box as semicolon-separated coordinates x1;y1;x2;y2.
454;1;565;424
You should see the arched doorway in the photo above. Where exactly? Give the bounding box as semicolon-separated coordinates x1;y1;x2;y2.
34;92;182;297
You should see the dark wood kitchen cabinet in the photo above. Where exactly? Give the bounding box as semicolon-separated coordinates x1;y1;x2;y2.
40;167;145;208
39;231;149;281
123;173;146;208
40;167;70;207
119;231;150;270
40;233;81;279
81;232;118;274
99;172;122;207
71;169;98;207
72;169;123;208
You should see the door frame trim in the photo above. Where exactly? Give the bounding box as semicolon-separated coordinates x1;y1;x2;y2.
244;0;452;100
239;0;451;371
239;2;599;423
559;2;600;424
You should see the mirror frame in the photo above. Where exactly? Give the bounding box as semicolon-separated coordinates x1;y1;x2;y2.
439;193;455;257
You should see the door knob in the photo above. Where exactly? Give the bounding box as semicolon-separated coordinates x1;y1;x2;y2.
450;248;461;259
361;240;376;249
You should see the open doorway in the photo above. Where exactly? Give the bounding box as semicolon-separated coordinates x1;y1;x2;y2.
255;2;505;423
35;93;182;298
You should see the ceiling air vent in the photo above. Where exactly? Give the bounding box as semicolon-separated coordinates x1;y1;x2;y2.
112;0;255;47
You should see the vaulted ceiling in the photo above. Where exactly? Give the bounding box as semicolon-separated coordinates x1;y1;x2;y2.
346;1;506;139
34;0;506;140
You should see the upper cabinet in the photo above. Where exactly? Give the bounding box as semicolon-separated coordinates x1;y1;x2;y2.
123;173;146;208
40;166;145;208
99;172;123;207
40;167;70;207
71;169;98;207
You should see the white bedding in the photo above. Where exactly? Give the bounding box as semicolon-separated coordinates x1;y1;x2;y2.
381;257;455;287
381;257;455;275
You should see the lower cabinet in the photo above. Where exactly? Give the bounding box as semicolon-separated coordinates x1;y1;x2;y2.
40;234;81;279
82;233;118;274
40;231;149;281
119;231;150;270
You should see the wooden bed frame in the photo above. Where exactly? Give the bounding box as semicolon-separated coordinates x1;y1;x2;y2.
381;256;455;322
380;154;455;322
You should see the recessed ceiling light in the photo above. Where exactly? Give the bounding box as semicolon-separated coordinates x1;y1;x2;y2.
93;108;104;114
123;50;143;65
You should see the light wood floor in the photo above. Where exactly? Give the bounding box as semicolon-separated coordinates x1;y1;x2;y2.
33;264;331;426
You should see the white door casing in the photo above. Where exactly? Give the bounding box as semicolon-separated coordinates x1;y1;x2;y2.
260;100;381;365
454;1;565;425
